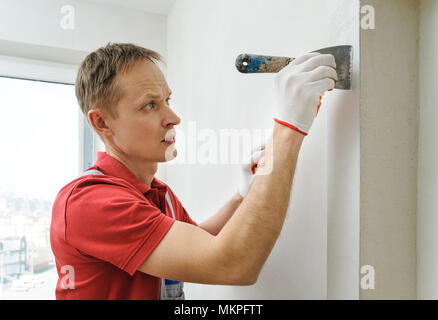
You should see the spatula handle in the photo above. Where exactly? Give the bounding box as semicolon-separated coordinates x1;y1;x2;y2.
235;45;353;90
235;54;292;74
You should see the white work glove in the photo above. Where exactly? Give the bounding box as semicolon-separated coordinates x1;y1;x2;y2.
273;52;338;135
237;143;266;198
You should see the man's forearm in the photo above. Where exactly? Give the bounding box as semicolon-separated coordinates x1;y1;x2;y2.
199;192;243;236
213;123;304;282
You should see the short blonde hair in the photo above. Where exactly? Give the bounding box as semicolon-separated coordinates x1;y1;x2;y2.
75;42;163;119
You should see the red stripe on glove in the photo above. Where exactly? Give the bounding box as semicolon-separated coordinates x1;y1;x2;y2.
273;118;308;136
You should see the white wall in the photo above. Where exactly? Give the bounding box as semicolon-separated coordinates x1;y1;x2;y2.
0;0;166;58
418;0;438;300
166;0;360;299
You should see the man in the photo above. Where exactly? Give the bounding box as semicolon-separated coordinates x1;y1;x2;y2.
50;43;337;299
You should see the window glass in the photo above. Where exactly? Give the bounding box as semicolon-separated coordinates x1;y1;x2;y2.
0;77;79;299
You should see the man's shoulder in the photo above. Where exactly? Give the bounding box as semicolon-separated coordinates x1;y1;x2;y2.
53;171;144;210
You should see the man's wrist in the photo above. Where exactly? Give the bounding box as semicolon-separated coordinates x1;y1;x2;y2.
273;121;305;146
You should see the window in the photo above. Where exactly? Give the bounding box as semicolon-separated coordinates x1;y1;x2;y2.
0;76;80;299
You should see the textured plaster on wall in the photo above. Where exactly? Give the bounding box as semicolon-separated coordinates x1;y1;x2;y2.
360;0;418;299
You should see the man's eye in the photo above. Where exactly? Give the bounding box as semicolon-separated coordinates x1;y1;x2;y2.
143;98;170;110
144;103;154;110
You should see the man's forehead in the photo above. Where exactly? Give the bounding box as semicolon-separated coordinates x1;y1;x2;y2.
118;60;171;97
133;79;170;92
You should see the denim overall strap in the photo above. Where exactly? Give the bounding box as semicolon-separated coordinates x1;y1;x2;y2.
79;169;104;176
160;191;185;300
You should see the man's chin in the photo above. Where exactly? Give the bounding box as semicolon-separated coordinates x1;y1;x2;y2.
163;145;178;162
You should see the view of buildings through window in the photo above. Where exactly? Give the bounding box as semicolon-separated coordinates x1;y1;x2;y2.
0;76;80;299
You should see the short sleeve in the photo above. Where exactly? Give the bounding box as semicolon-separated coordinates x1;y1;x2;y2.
65;180;175;276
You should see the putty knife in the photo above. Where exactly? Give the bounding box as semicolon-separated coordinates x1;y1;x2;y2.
235;45;353;90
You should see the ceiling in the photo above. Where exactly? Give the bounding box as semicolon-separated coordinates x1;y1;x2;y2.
87;0;177;15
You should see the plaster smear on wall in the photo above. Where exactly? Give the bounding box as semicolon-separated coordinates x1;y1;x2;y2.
166;0;360;299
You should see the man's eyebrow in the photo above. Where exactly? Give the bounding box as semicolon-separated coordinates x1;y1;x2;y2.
144;93;161;99
141;90;172;99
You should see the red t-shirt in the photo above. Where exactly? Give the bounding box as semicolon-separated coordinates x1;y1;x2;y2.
50;151;197;300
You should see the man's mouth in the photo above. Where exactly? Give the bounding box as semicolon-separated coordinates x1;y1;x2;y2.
162;137;175;144
162;132;176;143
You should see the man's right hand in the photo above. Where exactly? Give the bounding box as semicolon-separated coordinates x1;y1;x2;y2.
273;52;338;135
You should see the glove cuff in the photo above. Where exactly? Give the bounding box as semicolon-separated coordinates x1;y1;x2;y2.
273;118;308;136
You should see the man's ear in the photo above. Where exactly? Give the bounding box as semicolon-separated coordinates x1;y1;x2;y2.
87;108;113;138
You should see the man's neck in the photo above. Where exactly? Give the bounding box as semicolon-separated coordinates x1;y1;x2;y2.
105;147;158;188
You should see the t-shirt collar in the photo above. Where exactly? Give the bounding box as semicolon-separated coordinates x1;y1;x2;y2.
93;151;168;194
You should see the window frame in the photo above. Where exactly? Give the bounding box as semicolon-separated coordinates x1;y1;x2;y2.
0;54;94;173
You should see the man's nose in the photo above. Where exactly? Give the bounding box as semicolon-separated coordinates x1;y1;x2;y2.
163;105;181;127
